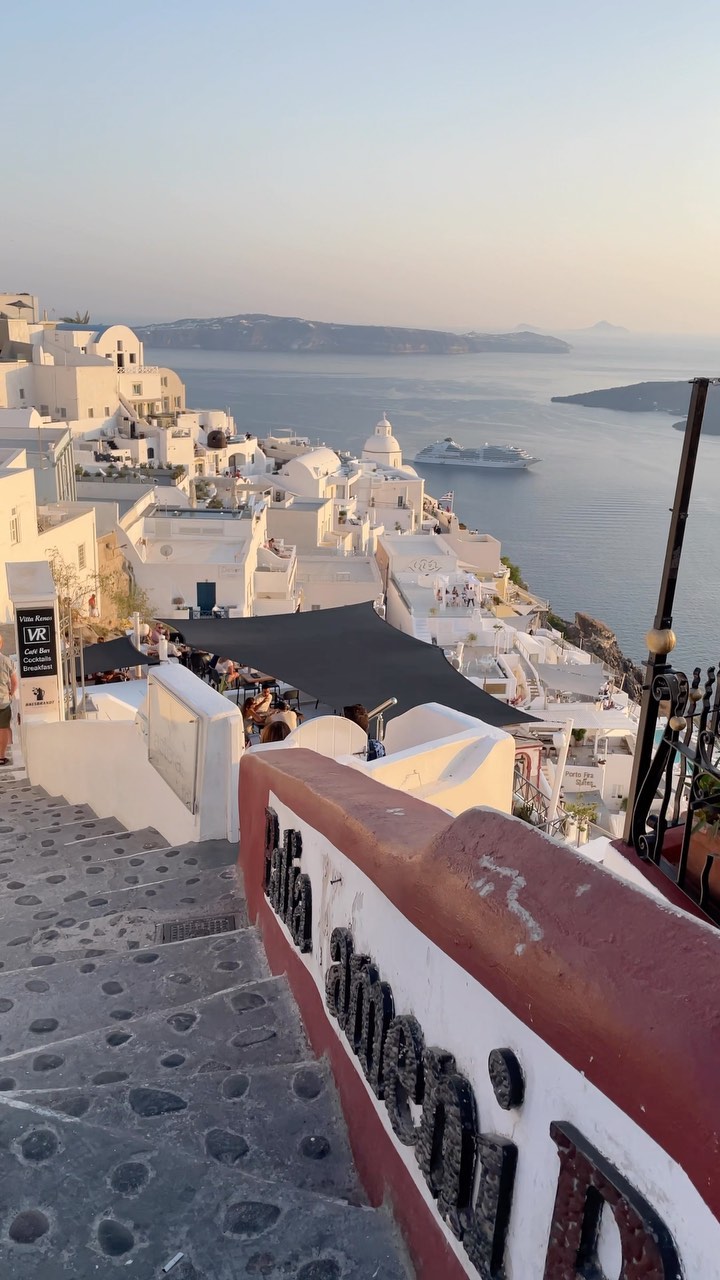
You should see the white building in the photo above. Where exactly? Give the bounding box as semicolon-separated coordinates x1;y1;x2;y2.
0;446;98;624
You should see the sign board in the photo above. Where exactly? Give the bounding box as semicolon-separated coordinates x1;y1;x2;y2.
16;608;58;679
147;681;199;812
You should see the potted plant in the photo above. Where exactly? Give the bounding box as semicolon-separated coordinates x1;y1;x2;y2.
466;632;478;643
172;596;185;608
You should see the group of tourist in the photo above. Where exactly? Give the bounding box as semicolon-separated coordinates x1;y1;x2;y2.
435;582;477;609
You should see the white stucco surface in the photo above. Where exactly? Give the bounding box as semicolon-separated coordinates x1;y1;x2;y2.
269;794;716;1279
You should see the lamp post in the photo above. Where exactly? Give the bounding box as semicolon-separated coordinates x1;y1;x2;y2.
624;377;715;845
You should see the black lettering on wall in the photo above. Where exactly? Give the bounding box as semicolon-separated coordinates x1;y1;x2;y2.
263;806;279;891
463;1135;518;1279
382;1014;426;1146
544;1122;682;1280
324;927;354;1029
488;1048;525;1111
291;872;313;953
348;960;395;1097
416;1048;479;1239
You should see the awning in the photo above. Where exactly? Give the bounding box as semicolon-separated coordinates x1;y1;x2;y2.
162;602;536;728
79;636;159;677
530;705;637;734
535;662;608;697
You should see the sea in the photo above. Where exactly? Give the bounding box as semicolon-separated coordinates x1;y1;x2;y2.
146;336;720;674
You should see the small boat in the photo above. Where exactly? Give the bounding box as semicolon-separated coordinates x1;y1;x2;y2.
414;438;539;469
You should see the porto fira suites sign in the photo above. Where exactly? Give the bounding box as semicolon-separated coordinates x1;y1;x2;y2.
264;809;682;1280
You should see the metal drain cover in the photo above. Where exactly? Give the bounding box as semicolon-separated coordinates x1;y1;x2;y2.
160;914;240;943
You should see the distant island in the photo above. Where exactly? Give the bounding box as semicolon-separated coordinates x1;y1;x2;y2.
578;321;629;334
135;313;571;356
552;379;720;434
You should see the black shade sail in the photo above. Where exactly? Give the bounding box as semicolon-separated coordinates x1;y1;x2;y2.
80;636;159;677
162;603;536;728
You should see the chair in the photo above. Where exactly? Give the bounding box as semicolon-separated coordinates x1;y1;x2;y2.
281;687;301;713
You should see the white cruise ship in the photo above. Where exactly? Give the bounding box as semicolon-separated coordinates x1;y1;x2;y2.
414;438;539;469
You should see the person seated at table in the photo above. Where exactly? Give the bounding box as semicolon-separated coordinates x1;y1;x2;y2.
245;689;273;727
259;720;291;744
215;657;240;687
267;699;299;731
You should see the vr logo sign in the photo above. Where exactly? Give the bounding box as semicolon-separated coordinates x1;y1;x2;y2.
23;625;50;644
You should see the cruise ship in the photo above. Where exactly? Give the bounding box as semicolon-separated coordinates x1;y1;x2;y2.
414;438;539;469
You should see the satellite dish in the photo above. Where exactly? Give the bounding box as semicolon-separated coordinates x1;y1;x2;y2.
160;544;174;558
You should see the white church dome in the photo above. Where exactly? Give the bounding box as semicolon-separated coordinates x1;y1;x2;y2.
362;412;403;468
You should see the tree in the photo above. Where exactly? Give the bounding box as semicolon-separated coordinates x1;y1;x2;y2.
501;555;527;589
59;310;91;324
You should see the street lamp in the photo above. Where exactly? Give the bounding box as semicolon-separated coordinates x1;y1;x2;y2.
624;377;719;845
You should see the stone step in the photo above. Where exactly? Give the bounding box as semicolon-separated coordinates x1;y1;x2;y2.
0;976;309;1091
32;815;128;842
0;838;236;904
0;928;267;1058
0;782;52;802
11;1055;362;1204
0;826;169;872
0;865;241;942
0;802;96;833
0;1099;409;1279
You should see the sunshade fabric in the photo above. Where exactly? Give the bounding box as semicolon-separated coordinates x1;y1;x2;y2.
534;662;608;697
79;636;159;677
161;602;536;727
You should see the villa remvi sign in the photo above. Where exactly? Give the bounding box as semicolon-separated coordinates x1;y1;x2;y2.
264;809;682;1280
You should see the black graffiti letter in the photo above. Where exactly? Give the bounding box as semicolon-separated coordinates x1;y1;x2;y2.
463;1135;517;1279
382;1015;425;1145
324;928;354;1027
415;1048;478;1238
291;873;312;952
347;962;395;1097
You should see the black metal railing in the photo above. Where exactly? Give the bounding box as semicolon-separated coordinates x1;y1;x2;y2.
629;663;720;921
513;767;569;840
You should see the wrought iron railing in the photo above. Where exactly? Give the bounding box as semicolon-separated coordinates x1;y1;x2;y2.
513;768;569;840
629;663;720;921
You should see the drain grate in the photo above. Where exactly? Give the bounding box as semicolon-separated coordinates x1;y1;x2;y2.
160;914;240;943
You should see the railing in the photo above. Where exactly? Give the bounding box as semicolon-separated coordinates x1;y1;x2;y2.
513;767;569;839
629;662;720;922
118;365;160;376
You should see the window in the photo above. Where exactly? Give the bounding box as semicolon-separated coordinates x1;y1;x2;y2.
104;406;110;417
163;398;169;411
19;387;25;398
77;544;86;570
60;407;67;417
147;447;155;459
81;346;86;354
311;604;321;611
117;340;124;352
40;404;49;416
174;396;181;407
132;384;142;396
161;376;168;387
88;408;94;418
10;508;20;545
129;353;136;364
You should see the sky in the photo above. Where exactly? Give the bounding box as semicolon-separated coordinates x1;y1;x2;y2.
4;0;720;332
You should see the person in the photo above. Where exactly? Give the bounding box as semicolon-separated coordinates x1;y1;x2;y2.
259;720;291;744
343;704;386;761
245;689;273;727
267;699;298;731
215;657;239;687
88;593;99;618
0;637;18;766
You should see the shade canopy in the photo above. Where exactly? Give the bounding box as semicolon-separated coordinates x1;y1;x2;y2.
162;602;536;728
534;662;608;697
80;636;159;677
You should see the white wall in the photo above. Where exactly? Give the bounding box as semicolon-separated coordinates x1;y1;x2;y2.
26;665;244;844
268;796;717;1280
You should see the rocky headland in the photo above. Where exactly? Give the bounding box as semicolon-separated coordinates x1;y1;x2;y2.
552;380;720;433
550;611;644;702
136;313;571;356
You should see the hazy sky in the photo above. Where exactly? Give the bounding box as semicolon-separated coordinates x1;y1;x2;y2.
4;0;720;332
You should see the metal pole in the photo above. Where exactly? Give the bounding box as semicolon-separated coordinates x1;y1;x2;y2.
623;377;709;843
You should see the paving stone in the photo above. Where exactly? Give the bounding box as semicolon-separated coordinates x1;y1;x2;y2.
0;977;308;1090
0;803;95;832
12;1056;361;1201
0;840;237;903
0;930;266;1055
31;816;128;842
0;826;169;870
0;1101;409;1279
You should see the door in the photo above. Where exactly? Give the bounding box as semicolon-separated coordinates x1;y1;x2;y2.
196;582;217;614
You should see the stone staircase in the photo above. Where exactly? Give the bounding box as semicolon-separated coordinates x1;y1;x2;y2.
0;775;411;1278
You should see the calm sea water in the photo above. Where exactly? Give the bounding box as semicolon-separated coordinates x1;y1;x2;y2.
146;338;720;672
